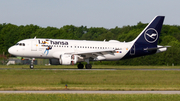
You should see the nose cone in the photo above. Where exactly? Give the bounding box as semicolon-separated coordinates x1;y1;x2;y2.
8;46;15;55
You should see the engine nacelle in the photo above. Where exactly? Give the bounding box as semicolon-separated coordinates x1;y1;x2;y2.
59;55;78;65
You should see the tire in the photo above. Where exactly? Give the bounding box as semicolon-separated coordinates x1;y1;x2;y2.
30;64;34;69
85;64;92;69
77;63;84;69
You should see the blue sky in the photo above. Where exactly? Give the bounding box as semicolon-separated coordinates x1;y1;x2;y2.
0;0;179;28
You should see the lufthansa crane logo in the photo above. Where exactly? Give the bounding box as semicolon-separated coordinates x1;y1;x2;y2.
144;28;158;43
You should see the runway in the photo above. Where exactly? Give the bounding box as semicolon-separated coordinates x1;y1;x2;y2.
1;68;180;71
0;91;180;94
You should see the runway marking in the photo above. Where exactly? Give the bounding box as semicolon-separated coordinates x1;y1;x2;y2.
0;91;180;94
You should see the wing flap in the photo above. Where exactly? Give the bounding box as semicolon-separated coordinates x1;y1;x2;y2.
64;49;115;55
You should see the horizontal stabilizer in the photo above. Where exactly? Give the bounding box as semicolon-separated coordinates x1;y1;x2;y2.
144;46;171;51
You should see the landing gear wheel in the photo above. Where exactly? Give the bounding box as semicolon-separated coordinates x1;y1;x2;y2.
30;58;35;69
30;64;34;69
77;63;84;69
85;64;92;69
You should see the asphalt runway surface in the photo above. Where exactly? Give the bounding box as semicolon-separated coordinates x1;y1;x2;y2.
0;91;180;94
1;68;180;71
39;68;180;71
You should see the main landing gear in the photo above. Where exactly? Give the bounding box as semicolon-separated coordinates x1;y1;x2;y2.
77;63;84;69
85;58;92;69
77;59;92;69
85;64;92;69
77;63;92;69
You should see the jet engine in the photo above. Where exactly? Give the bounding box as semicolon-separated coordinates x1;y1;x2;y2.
49;55;78;65
59;55;78;65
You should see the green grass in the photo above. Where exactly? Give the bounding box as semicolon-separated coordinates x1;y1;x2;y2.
0;94;180;101
0;66;180;91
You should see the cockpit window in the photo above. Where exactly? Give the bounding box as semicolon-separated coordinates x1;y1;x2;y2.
15;43;25;46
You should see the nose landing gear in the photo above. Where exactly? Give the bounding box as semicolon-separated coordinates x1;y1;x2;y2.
30;58;35;69
30;64;34;69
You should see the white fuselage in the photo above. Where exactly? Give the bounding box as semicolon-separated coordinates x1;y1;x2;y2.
8;39;134;61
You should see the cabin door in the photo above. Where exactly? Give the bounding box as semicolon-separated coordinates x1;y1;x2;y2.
31;40;37;51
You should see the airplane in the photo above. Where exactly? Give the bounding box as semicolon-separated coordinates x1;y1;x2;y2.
8;16;169;69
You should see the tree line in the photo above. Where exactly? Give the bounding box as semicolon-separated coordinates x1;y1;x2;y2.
0;22;180;65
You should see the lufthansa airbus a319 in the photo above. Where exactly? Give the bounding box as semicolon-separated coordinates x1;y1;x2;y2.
8;16;169;69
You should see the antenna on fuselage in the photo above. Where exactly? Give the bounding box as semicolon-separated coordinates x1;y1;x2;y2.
34;36;36;39
104;39;106;42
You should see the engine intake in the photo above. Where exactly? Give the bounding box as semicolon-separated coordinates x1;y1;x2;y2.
59;55;77;65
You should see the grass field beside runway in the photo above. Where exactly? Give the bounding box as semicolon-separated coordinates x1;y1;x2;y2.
0;65;180;91
0;94;180;101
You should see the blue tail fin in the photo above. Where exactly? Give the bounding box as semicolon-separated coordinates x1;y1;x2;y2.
122;16;165;60
133;16;165;46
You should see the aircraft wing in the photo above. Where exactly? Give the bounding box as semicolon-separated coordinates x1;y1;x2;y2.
52;49;116;59
65;49;116;60
65;49;115;55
